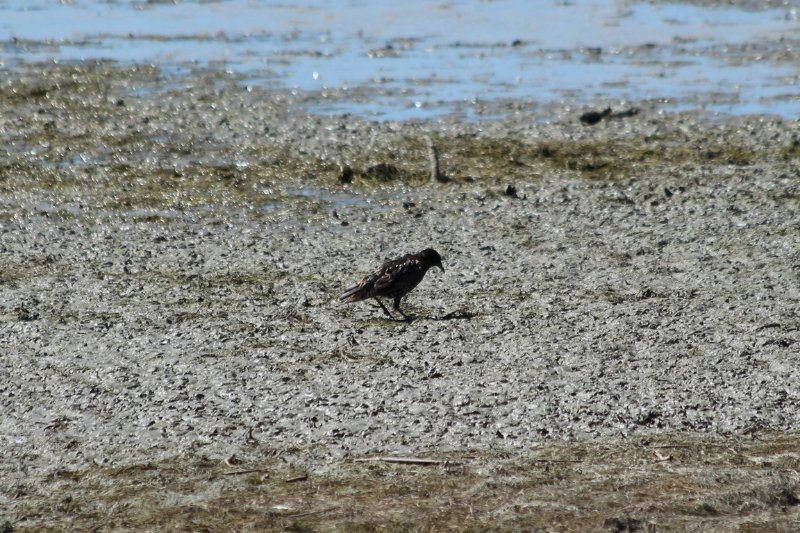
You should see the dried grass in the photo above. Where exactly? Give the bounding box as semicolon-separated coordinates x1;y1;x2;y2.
5;433;799;532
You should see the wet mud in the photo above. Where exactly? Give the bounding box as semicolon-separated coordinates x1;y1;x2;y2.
0;9;799;526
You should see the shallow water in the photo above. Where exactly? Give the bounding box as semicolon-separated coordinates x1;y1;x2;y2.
1;0;798;119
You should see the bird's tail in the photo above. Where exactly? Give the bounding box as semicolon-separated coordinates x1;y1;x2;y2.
339;285;365;302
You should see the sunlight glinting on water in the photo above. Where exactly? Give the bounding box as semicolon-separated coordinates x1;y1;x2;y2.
1;0;797;118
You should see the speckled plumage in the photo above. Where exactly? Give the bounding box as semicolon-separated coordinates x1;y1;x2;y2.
340;248;444;319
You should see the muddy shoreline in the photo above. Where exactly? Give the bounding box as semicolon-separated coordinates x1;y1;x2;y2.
1;59;799;529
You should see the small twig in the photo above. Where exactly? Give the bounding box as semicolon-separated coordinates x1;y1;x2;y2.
285;506;338;519
425;135;447;182
652;450;673;462
530;459;584;464
285;474;308;483
647;444;701;449
221;469;271;476
355;456;461;466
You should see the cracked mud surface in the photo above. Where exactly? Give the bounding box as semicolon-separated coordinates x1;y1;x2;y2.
1;61;799;530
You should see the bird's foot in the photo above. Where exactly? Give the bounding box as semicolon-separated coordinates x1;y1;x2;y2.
393;307;414;323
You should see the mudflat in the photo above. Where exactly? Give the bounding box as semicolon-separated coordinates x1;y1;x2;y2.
1;61;798;531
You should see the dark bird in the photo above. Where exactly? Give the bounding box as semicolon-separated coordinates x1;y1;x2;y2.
339;248;444;320
579;107;612;125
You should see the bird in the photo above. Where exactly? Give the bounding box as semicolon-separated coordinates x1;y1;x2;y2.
579;107;612;125
339;248;444;320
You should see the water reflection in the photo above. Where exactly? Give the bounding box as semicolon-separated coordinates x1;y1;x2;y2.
1;0;797;119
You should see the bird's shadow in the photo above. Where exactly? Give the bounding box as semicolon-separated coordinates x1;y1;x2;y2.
429;310;476;321
375;310;476;323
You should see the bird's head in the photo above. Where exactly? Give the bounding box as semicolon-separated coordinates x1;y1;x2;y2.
421;248;444;273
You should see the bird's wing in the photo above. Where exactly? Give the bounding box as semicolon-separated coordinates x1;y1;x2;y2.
340;253;418;301
377;256;425;292
372;269;396;292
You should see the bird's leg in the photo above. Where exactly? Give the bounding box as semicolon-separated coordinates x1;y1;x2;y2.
393;296;411;321
373;297;395;319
